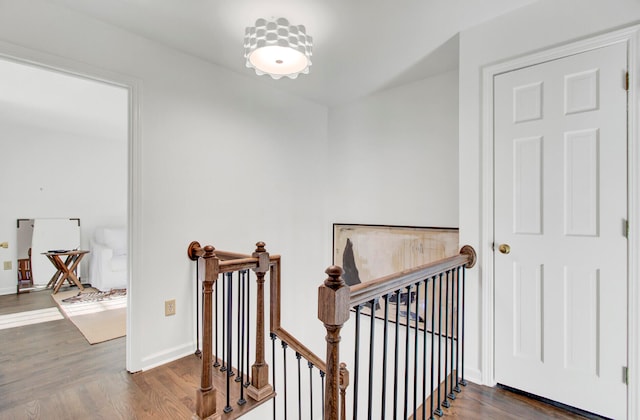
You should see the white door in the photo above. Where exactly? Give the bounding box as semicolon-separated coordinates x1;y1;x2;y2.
494;42;628;419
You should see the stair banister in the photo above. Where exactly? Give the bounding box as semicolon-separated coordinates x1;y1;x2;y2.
318;266;351;420
247;242;273;401
319;245;477;420
189;240;329;419
186;240;477;419
188;241;220;420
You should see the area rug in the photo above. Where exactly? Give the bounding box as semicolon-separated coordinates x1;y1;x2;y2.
52;288;126;344
0;307;64;330
61;288;126;304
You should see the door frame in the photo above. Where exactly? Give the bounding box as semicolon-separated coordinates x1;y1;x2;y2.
0;40;143;372
480;25;640;418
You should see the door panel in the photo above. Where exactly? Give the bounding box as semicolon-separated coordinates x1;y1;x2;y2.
494;42;628;419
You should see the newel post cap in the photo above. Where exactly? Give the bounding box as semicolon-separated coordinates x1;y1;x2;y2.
318;266;350;325
252;241;269;273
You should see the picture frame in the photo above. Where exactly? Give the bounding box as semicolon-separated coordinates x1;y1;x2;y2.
333;223;459;331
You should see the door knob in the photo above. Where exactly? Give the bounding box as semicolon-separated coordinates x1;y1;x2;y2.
498;243;511;254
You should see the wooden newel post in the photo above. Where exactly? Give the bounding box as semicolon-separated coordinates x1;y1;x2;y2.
318;266;350;420
339;363;350;420
192;243;221;420
247;241;274;401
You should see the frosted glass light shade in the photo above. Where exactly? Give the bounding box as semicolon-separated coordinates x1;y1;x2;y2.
244;18;313;79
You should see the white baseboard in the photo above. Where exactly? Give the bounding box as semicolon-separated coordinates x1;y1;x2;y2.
0;286;16;296
139;342;195;371
464;367;483;385
1;284;52;296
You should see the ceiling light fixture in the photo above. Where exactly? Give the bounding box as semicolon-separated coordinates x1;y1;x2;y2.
244;18;313;80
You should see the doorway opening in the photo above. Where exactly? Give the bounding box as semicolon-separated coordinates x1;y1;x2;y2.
0;53;135;370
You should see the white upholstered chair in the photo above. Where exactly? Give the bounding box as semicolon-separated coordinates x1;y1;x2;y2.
89;227;127;291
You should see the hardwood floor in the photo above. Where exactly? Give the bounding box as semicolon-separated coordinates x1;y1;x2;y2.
0;288;199;419
0;289;596;419
440;384;596;419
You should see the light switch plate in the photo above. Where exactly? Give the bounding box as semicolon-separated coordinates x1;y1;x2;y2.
3;261;12;270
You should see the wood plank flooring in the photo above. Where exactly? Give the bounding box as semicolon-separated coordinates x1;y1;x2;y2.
0;289;596;419
0;288;199;419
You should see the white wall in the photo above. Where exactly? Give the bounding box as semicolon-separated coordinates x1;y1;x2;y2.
248;71;461;420
0;0;329;371
0;0;459;392
0;116;127;294
459;0;640;386
327;70;459;229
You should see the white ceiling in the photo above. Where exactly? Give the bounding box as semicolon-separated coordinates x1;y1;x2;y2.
46;0;538;106
0;0;538;137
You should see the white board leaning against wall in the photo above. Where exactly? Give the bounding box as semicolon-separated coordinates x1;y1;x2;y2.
18;218;81;286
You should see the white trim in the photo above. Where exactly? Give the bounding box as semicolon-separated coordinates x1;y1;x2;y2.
465;367;483;385
0;40;143;373
0;286;17;296
126;56;144;374
481;25;640;419
626;28;640;420
139;342;195;371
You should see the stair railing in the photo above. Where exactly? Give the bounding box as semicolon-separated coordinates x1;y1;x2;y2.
319;245;476;420
188;241;329;419
188;241;276;419
188;240;475;420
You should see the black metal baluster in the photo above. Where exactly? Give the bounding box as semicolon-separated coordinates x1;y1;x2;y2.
413;282;421;418
461;267;467;387
435;273;443;417
422;278;429;420
221;272;226;372
353;304;362;420
245;270;251;387
237;271;247;406
195;259;201;357
308;361;314;420
282;341;289;420
448;268;457;401
381;293;390;417
296;352;302;420
403;285;412;420
442;271;451;409
454;267;461;393
236;270;243;383
214;272;220;367
224;272;234;414
320;370;326;420
271;333;277;420
430;275;437;420
393;289;400;420
367;298;377;420
228;272;235;377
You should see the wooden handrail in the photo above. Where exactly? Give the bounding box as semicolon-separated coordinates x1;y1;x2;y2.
218;257;259;273
273;327;327;373
268;254;327;372
216;250;253;260
350;245;476;307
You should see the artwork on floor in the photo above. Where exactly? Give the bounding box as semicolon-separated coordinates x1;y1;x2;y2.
333;223;459;331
